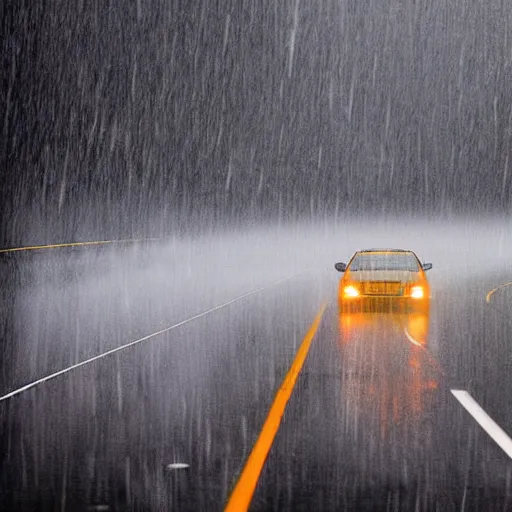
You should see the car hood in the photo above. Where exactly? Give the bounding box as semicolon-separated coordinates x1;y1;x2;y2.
347;270;420;283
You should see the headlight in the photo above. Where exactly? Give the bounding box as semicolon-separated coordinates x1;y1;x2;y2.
343;285;360;298
410;286;424;299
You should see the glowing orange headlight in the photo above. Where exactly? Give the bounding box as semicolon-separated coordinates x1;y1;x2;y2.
410;285;424;299
343;285;360;298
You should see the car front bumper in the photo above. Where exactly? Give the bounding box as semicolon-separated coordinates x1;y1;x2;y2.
338;295;430;314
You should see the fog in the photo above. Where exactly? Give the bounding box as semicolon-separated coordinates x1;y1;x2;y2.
5;217;509;392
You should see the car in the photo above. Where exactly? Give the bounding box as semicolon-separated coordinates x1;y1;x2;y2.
334;249;432;312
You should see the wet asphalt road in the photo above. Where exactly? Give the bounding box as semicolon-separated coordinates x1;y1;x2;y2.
1;242;512;511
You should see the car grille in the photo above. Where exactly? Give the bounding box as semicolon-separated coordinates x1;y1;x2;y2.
362;281;401;296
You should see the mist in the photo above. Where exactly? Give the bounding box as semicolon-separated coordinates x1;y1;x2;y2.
5;217;509;390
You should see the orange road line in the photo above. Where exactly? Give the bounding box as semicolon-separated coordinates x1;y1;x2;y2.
0;238;163;253
225;302;327;512
486;281;512;303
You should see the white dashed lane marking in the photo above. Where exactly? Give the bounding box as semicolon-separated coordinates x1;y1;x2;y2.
451;389;512;459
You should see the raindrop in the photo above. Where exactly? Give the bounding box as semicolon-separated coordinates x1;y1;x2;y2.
166;463;190;470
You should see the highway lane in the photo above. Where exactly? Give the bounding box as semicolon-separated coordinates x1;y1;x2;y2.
2;242;512;510
0;245;329;510
0;235;322;396
251;272;512;510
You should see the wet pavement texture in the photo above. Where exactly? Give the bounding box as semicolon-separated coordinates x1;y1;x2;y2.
1;243;512;511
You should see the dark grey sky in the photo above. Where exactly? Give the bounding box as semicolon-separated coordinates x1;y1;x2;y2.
2;0;512;244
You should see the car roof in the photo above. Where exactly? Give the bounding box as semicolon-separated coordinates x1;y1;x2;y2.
357;249;414;254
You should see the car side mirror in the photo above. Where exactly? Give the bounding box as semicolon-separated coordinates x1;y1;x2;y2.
422;263;433;271
334;262;347;272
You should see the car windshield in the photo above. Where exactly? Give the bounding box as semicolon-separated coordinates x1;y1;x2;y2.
349;252;420;272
